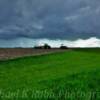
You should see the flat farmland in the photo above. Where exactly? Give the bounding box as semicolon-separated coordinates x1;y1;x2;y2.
0;48;67;60
0;48;100;100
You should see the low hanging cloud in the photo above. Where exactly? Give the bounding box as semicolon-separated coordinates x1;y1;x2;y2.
0;0;100;40
0;37;100;48
37;37;100;48
0;0;100;47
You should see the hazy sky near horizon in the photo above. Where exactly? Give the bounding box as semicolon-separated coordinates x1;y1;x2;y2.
0;0;100;47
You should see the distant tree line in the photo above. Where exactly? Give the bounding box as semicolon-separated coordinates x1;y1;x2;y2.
34;43;68;49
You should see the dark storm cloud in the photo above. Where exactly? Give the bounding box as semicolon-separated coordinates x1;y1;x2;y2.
0;0;100;40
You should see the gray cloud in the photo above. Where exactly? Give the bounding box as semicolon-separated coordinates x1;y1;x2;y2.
0;0;100;40
0;37;100;48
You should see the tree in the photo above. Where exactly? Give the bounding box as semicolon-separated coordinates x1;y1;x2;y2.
43;43;51;49
60;44;68;49
34;43;51;49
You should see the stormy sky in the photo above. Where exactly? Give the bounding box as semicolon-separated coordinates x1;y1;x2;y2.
0;0;100;47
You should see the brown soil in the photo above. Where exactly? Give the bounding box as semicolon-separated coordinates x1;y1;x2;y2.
0;48;67;60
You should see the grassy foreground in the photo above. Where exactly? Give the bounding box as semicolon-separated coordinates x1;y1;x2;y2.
0;49;100;100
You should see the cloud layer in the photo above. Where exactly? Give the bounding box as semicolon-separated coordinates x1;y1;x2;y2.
0;0;100;40
36;37;100;48
0;37;100;48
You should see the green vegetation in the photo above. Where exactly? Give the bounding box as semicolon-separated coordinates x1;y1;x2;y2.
0;49;100;100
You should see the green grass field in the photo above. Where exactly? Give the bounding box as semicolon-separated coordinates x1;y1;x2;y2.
0;49;100;100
